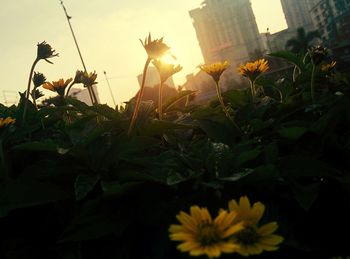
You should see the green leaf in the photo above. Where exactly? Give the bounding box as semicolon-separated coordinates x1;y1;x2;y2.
101;181;143;199
269;51;304;69
74;174;100;201
0;180;69;218
219;168;254;182
278;126;307;140
292;182;320;211
162;90;196;112
222;89;250;109
59;199;130;242
236;147;262;166
11;140;59;152
90;104;121;121
140;120;192;136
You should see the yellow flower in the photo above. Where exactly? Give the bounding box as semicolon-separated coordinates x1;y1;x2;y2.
169;206;243;258
0;117;16;128
199;61;230;83
228;196;283;257
81;71;98;87
36;41;59;64
238;59;269;81
153;59;182;83
140;33;170;60
321;61;336;73
43;78;73;96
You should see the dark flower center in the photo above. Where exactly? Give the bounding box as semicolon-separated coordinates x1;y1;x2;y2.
197;223;220;246
235;226;260;245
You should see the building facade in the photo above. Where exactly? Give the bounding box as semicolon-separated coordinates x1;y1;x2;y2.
310;0;350;62
189;0;263;68
280;0;319;32
310;0;350;42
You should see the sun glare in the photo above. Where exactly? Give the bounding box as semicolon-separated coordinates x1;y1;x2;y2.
161;53;177;65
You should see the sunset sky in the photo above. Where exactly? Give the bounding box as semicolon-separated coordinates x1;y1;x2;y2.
0;0;287;106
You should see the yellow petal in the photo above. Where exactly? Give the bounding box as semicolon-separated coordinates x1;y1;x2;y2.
260;234;284;246
176;212;197;232
222;222;244;238
228;199;239;212
257;222;278;236
257;243;279;251
218;242;238;253
246;244;263;255
190;206;204;224
201;207;212;223
177;241;200;252
250;202;265;224
206;245;221;258
169;232;194;241
236;246;250;257
189;248;206;256
239;196;251;214
168;224;188;234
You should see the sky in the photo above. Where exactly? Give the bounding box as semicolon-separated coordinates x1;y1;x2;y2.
0;0;287;107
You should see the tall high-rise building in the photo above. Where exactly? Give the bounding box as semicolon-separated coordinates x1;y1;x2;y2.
189;0;263;68
310;0;350;42
280;0;319;32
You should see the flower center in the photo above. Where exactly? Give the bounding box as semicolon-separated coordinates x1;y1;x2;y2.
197;223;220;246
235;226;260;245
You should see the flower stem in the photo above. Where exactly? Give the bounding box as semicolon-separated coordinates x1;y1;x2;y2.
65;81;76;98
249;79;255;103
310;63;316;104
215;81;242;134
32;89;38;109
23;58;39;123
128;57;151;135
158;81;164;120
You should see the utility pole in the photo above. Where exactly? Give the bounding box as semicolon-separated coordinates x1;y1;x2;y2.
59;1;98;105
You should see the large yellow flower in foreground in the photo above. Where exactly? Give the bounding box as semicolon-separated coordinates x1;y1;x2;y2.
169;206;243;258
228;196;283;257
238;59;269;81
200;61;230;83
140;33;170;60
0;117;16;128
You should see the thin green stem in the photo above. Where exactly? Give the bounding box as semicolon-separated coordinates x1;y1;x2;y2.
128;57;151;135
32;88;38;109
23;58;39;122
310;63;316;104
249;79;255;103
215;81;242;135
65;81;76;97
90;85;98;105
158;81;164;120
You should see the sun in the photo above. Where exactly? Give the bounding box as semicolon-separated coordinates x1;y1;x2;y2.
160;53;177;65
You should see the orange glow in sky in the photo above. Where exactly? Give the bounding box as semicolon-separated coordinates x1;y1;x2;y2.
0;0;287;107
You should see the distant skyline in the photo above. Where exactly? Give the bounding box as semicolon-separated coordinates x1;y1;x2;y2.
0;0;287;106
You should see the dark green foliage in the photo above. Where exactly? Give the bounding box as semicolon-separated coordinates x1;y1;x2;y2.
1;50;350;258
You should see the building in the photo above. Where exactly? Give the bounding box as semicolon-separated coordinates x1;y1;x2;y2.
69;85;100;105
280;0;319;32
189;0;263;71
137;66;175;88
310;0;350;42
310;0;350;62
